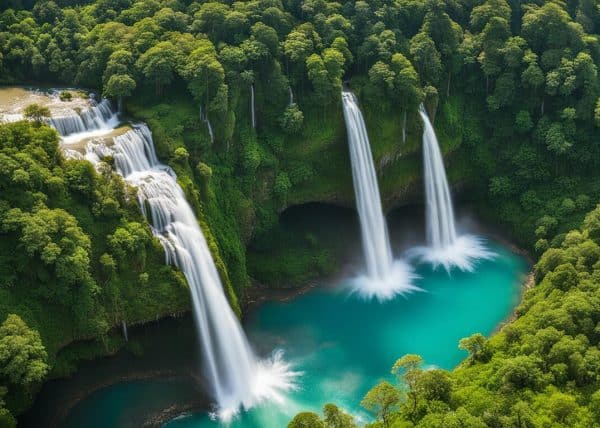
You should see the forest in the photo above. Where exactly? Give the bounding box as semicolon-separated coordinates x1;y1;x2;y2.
0;0;599;427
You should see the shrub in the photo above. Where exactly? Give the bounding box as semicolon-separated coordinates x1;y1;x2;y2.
173;147;189;163
59;91;72;101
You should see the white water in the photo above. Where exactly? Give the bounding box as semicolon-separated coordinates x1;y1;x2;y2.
409;105;493;271
342;92;393;278
200;106;214;144
420;105;457;248
342;92;419;300
121;320;128;342
49;99;119;144
288;87;294;105
46;98;297;420
0;92;119;144
1;89;297;420
102;126;297;419
250;84;256;129
205;116;214;144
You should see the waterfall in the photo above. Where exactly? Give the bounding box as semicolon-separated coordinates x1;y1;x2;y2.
288;87;294;105
205;116;214;144
200;106;214;144
48;99;118;137
122;320;128;342
341;92;393;279
9;90;297;418
88;125;297;419
419;105;457;249
409;105;493;271
342;92;418;300
250;84;256;129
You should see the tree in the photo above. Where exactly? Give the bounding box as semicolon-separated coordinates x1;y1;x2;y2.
250;22;279;58
306;48;345;104
136;41;177;95
103;49;134;85
23;103;50;125
181;40;225;112
0;314;48;386
103;74;136;111
192;1;229;42
409;32;442;85
545;123;572;155
459;333;490;363
369;61;395;94
323;403;357;428
416;369;452;403
287;412;325;428
361;381;400;427
392;354;422;422
108;221;149;270
280;104;304;134
0;387;16;428
2;206;94;299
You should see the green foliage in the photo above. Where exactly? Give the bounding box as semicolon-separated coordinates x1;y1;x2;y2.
361;381;401;427
0;121;189;416
0;314;48;385
58;90;72;101
3;0;600;424
311;205;600;427
287;412;325;428
280;103;304;134
0;387;16;428
172;147;189;164
23;103;50;124
103;73;136;99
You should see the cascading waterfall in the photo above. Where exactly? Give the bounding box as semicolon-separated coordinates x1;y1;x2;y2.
80;123;296;420
342;92;418;300
250;84;256;128
24;92;297;420
49;99;118;137
288;86;294;105
108;127;296;418
409;105;493;271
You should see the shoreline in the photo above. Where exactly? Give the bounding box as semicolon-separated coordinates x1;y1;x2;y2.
23;212;533;427
34;369;203;428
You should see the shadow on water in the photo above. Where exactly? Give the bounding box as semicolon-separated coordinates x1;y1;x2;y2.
19;316;206;428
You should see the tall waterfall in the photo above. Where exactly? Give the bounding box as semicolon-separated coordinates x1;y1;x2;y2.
288;86;294;105
410;105;493;271
419;105;457;248
250;84;256;128
342;92;392;279
342;92;418;300
88;126;297;419
29;92;297;419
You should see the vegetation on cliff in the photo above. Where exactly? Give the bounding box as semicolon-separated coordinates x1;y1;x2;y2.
289;204;600;427
0;121;189;418
0;0;600;425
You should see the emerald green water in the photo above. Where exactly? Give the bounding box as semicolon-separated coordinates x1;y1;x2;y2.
52;238;527;428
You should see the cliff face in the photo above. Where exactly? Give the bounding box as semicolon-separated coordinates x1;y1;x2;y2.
126;88;470;303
